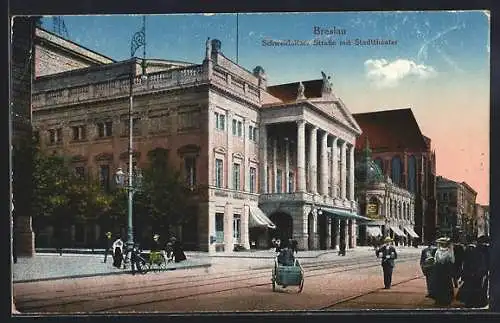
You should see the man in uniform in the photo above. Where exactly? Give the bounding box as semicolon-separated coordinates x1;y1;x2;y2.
376;236;398;289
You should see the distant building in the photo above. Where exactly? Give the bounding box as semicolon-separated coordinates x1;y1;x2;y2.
353;109;437;244
436;176;477;242
32;36;364;252
475;204;489;238
354;138;417;246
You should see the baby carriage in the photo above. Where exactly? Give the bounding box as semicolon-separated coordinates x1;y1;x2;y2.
271;249;304;292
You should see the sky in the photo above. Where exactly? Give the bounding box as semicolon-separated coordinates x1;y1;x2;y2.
41;11;490;204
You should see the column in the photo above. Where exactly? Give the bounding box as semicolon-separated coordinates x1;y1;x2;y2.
272;138;278;193
243;118;249;191
285;138;290;193
331;137;338;197
320;131;328;196
349;144;355;201
309;126;318;193
352;219;357;248
260;124;268;193
226;111;233;190
348;219;353;248
241;205;250;249
340;141;347;200
224;203;234;252
296;120;306;192
343;219;349;248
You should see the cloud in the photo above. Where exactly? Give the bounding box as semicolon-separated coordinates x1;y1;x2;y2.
364;58;437;88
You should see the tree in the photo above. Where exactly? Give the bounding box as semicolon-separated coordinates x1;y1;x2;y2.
135;149;191;240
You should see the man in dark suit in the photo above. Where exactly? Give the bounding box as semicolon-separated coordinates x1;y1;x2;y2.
376;236;398;289
420;241;438;297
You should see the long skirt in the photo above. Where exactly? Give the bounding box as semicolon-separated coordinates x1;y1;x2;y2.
431;264;454;306
112;247;123;268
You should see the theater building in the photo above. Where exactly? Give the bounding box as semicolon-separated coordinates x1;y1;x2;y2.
32;34;364;252
355;139;417;246
353;109;438;244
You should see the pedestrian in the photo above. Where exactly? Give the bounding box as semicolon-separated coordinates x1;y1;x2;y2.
452;241;465;288
103;231;113;263
112;237;124;269
275;238;282;253
420;241;438;297
376;236;398;289
170;236;187;263
431;237;455;306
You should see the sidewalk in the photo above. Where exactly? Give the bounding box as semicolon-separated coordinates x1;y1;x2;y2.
12;253;211;283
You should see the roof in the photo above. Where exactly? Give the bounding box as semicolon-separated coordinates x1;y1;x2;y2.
352;108;428;152
266;79;323;103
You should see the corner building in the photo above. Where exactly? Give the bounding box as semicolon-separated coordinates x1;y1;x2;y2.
32;37;362;252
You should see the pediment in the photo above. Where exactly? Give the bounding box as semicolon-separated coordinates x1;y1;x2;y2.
95;152;113;162
213;146;226;155
309;99;362;135
248;156;259;164
232;152;244;160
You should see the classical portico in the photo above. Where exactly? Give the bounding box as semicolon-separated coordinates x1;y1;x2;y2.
258;77;363;250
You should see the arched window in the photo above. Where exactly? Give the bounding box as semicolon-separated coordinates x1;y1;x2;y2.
374;158;384;174
391;156;402;186
408;155;417;193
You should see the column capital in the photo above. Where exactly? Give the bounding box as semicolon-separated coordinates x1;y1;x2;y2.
296;119;306;126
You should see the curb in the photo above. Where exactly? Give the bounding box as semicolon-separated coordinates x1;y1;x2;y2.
13;263;211;284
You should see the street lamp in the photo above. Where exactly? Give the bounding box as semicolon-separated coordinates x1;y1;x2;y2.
115;166;144;244
115;16;147;249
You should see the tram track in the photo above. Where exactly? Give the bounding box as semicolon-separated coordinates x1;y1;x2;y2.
17;254;419;313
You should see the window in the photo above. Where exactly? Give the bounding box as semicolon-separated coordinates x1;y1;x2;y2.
99;165;110;191
56;128;63;143
249;125;254;140
185;156;197;187
71;125;86;141
288;171;294;192
408;155;417;193
48;129;56;144
97;121;113;138
391;156;402;187
233;163;241;190
215;213;224;243
233;214;241;242
75;166;85;179
249;167;256;193
237;121;242;137
232;119;237;135
122;118;140;136
215;112;225;130
178;110;200;131
215;158;223;188
276;169;283;193
253;127;258;141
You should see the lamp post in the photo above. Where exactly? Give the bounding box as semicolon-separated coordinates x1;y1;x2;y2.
114;16;147;249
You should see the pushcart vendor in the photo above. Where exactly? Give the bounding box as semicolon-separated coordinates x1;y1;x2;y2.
277;240;295;266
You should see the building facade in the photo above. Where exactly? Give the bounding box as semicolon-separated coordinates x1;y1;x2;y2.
353;109;437;244
436;176;478;242
32;37;362;252
354;139;417;246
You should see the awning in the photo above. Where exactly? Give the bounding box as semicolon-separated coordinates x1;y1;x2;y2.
390;225;406;237
404;226;419;238
249;206;276;229
366;226;383;237
321;208;373;222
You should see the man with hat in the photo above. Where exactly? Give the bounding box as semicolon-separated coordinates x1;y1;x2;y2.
376;236;398;289
420;240;438;297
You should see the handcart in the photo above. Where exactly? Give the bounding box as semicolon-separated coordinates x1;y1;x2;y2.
271;257;304;292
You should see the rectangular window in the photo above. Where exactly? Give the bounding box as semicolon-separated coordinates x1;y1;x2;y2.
185;156;197;187
233;214;241;242
215;213;224;243
232;163;241;191
105;121;113;136
288;171;294;192
56;128;63;143
48;129;56;144
232;119;237;136
237;121;242;137
33;131;40;144
249;125;253;140
99;165;110;191
249;167;256;193
122;118;140;136
97;123;105;138
219;114;225;130
72;126;79;140
215;158;223;188
276;169;283;193
253;127;258;142
75;166;85;179
215;112;219;129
